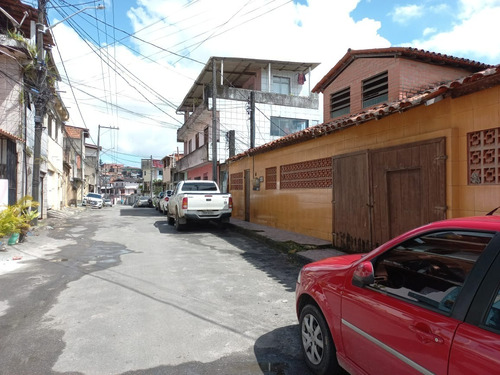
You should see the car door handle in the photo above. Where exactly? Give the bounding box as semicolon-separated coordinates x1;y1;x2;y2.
409;323;444;344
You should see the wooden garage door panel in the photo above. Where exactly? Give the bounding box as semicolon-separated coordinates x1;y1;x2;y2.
387;168;422;238
333;151;371;252
371;138;446;247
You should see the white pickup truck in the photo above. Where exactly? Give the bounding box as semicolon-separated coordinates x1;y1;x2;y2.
167;180;232;230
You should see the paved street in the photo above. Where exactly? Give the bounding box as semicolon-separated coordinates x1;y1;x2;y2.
0;205;313;375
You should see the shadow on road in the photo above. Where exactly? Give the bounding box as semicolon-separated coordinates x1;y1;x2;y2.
254;325;313;375
119;207;157;217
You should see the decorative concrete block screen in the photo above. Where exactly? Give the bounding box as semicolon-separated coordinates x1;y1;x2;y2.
266;167;277;190
230;172;243;190
280;157;333;189
468;127;500;185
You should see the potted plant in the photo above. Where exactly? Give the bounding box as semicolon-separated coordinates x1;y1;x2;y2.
0;196;39;245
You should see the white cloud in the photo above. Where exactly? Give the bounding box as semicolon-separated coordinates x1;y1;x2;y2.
390;4;424;24
422;27;437;36
408;0;500;63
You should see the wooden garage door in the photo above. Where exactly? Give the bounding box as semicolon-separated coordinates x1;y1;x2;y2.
333;151;371;251
371;138;446;248
333;138;446;252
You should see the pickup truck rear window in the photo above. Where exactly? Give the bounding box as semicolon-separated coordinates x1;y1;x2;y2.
182;183;217;192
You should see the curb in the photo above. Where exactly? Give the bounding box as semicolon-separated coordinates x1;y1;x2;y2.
228;223;343;265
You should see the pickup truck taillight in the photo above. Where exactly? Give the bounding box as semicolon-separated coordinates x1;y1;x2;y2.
182;197;188;209
229;197;233;209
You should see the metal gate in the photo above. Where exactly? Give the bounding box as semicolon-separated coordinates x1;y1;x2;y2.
0;138;17;205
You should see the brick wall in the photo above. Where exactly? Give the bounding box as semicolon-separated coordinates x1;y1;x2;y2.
323;57;474;121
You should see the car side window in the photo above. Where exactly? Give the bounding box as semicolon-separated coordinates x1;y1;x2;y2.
485;287;500;331
370;231;494;314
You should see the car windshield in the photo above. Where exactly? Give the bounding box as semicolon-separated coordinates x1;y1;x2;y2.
181;183;217;192
87;193;102;199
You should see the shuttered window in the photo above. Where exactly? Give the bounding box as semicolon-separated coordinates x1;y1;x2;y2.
330;87;350;118
363;71;388;108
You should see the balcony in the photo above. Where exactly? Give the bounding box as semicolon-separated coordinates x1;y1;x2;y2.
176;143;209;172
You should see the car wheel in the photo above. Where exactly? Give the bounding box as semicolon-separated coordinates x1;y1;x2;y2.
299;304;341;375
167;213;175;226
174;211;184;231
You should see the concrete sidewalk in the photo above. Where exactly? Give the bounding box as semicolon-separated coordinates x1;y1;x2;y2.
229;218;346;264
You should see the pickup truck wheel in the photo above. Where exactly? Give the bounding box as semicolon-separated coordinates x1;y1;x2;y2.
174;211;184;231
167;214;175;225
299;304;341;375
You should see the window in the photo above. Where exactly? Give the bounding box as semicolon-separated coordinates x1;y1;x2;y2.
195;133;200;149
485;287;500;331
188;139;192;153
370;231;494;314
266;167;277;190
204;127;209;145
272;76;290;95
330;87;350;118
270;117;308;137
363;71;388;108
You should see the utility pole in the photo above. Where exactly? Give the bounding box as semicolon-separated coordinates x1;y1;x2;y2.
32;0;48;224
211;58;218;184
96;125;119;194
150;155;153;198
250;91;255;149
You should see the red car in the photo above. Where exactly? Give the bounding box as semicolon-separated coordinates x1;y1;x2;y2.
296;216;500;375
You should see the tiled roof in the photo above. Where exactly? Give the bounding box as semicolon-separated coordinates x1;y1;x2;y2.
228;65;500;162
313;47;493;93
0;128;24;142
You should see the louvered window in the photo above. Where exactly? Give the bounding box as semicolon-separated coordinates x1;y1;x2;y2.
363;71;388;108
330;87;350;118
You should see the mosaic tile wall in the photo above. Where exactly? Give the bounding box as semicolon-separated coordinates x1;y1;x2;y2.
230;172;243;190
266;167;277;190
280;157;333;189
468;127;500;185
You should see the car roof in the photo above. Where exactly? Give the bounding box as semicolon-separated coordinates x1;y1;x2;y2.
405;216;500;237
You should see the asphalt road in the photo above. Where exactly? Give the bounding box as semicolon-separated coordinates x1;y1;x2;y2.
0;205;313;375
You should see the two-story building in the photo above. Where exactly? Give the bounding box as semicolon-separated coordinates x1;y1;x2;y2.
175;57;320;190
161;152;184;191
0;0;70;218
228;47;498;251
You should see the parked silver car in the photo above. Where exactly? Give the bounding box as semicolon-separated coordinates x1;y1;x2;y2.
82;193;103;209
159;190;173;214
134;196;152;208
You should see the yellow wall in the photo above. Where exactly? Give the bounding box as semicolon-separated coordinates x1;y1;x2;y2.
229;85;500;241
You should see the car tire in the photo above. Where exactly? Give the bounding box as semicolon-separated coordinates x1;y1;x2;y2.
299;304;341;375
167;213;175;226
174;211;184;231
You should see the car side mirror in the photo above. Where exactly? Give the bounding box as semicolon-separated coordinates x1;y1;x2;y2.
352;261;375;287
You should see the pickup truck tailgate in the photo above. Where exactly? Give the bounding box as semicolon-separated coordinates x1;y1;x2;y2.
185;194;231;210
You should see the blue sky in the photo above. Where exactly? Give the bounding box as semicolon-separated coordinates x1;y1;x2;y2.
38;0;500;166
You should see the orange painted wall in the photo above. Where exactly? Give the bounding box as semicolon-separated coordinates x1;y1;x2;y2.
228;85;500;242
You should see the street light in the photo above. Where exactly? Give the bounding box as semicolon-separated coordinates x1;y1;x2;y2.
31;1;104;223
40;5;105;32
